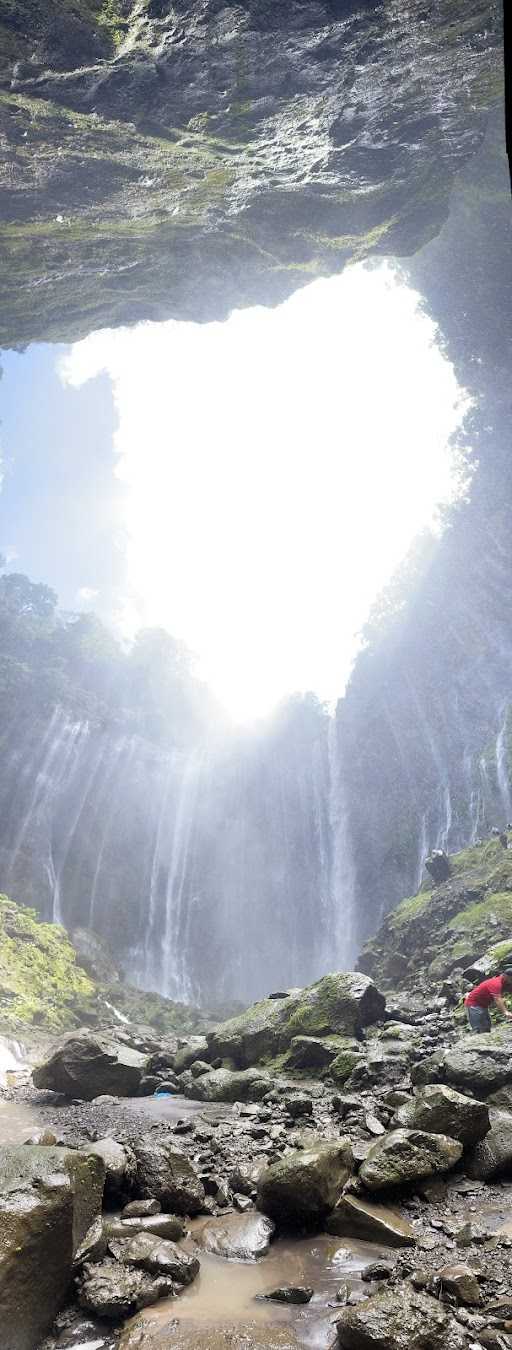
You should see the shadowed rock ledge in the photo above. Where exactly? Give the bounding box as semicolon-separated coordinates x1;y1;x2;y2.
0;0;503;346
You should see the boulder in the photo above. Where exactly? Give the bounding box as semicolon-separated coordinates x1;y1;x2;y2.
83;1137;137;1200
359;1129;462;1191
257;1138;353;1227
286;1035;351;1070
437;1263;482;1305
180;1067;271;1103
123;1199;161;1218
119;1320;303;1348
442;1036;512;1095
326;1194;415;1248
425;850;451;883
336;1284;466;1349
108;1232;199;1284
396;1084;490;1146
330;1050;366;1086
32;1030;146;1099
77;1258;173;1321
0;1145;105;1350
207;973;385;1068
133;1132;205;1214
196;1212;275;1259
465;1108;512;1179
260;1287;313;1304
173;1037;209;1074
105;1214;185;1241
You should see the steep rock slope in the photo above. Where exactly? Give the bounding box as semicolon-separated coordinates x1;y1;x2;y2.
334;108;512;950
0;0;502;345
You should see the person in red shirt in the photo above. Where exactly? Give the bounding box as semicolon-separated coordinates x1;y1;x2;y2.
464;970;512;1032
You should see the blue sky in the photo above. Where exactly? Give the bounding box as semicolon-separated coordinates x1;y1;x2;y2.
0;343;124;618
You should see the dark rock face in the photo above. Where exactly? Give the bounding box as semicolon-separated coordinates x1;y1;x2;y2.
132;1132;206;1214
0;0;501;346
0;1146;105;1350
32;1030;146;1098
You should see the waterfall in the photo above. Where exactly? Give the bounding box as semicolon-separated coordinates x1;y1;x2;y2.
416;811;429;888
496;707;511;822
328;719;357;968
161;747;206;1002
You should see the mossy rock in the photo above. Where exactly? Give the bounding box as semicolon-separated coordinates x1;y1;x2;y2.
207;973;385;1070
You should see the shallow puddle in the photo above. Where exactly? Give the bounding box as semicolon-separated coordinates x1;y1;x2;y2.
132;1232;389;1348
0;1098;39;1144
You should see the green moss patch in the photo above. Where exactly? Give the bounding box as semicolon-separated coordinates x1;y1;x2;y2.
0;893;95;1031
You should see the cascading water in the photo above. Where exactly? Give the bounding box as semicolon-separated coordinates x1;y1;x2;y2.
496;707;512;822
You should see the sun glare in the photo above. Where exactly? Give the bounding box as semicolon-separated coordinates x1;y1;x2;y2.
60;262;467;722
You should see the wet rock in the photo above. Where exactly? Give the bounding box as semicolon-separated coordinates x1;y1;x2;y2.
23;1127;58;1145
260;1286;313;1304
325;1194;415;1247
283;1094;313;1118
180;1066;271;1103
104;1214;185;1241
437;1263;482;1305
118;1319;303;1348
83;1137;137;1200
0;1145;105;1350
286;1035;348;1070
196;1212;275;1260
361;1261;395;1282
207;973;385;1068
108;1232;199;1284
77;1258;173;1321
336;1284;467;1349
73;1216;108;1268
330;1050;366;1086
425;850;451;883
359;1129;462;1191
173;1038;209;1074
190;1060;211;1078
122;1199;161;1218
133;1132;205;1214
396;1084;490;1145
465;1108;512;1179
442;1037;512;1094
32;1030;146;1099
257;1138;353;1227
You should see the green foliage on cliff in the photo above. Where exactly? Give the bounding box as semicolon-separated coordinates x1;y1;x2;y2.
0;567;219;746
359;838;512;990
0;893;96;1030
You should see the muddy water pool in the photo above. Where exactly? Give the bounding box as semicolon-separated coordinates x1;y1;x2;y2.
128;1232;388;1348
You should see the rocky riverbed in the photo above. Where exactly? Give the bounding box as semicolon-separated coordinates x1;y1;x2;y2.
2;841;512;1349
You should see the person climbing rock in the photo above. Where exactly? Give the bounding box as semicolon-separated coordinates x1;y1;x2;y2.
464;969;512;1032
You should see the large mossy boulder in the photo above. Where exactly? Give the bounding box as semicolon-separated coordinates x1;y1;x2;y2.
359;1129;462;1191
257;1138;353;1227
132;1133;205;1215
396;1084;490;1146
336;1284;466;1349
32;1029;146;1098
179;1066;271;1103
208;973;385;1068
0;1145;105;1350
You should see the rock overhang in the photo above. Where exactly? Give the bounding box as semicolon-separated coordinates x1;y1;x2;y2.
0;0;503;346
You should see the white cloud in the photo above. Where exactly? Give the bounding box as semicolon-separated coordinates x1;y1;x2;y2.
60;262;468;721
